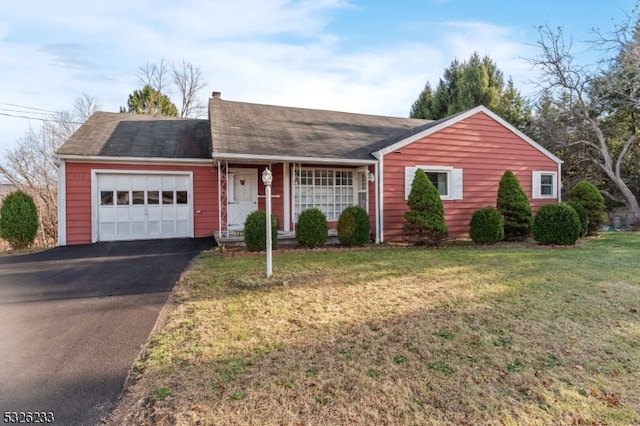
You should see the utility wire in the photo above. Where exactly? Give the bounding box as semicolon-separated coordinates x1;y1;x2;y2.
0;101;58;113
0;112;83;125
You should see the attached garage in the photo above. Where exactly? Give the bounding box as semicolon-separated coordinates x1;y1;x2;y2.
56;113;216;245
95;172;193;242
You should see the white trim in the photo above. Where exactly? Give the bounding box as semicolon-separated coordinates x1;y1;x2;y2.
57;159;67;246
91;169;194;243
373;161;382;244
214;153;376;166
56;154;212;166
374;106;563;166
377;156;384;243
532;170;558;199
557;163;562;202
283;162;291;232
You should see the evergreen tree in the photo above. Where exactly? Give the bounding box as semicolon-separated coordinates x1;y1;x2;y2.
496;170;533;241
410;52;531;130
0;190;39;249
403;169;448;246
120;84;179;116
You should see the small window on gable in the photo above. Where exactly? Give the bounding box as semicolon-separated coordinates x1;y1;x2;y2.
405;166;463;201
532;171;557;199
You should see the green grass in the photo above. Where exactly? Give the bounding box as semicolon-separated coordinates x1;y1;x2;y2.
108;233;640;425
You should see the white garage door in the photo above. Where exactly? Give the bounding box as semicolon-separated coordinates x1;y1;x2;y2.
96;173;192;241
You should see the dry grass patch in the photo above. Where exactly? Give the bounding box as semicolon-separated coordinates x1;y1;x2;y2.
108;233;640;425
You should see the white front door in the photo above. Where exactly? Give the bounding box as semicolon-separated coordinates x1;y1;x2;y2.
228;168;258;231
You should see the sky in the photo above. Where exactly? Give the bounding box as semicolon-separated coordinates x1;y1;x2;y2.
0;0;637;153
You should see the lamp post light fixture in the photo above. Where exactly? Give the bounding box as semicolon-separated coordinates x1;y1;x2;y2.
262;167;273;278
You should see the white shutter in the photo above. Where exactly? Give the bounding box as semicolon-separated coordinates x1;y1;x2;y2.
452;168;463;200
532;171;542;199
405;166;418;200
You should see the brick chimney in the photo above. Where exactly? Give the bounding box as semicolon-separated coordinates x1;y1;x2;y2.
212;91;221;98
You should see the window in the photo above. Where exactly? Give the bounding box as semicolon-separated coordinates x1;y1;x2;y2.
100;191;114;206
426;171;448;196
294;168;356;221
532;171;557;198
405;166;463;200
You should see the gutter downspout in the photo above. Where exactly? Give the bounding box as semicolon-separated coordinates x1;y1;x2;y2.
56;157;66;246
372;152;383;243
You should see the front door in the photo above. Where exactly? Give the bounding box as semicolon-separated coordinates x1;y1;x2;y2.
228;168;258;232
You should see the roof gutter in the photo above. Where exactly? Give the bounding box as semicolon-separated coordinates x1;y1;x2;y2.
213;152;376;166
55;154;214;165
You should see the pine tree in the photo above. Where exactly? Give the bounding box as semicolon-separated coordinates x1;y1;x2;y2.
496;170;533;241
403;169;448;246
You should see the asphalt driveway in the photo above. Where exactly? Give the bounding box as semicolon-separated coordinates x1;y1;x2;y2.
0;237;215;426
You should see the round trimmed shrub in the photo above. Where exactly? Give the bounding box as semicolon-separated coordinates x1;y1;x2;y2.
532;203;581;245
295;208;328;248
337;205;370;247
568;180;606;235
565;200;589;237
243;210;277;251
469;206;504;244
0;190;39;249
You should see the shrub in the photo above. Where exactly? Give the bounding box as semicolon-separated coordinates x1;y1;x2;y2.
296;208;328;248
568;180;606;235
496;170;533;241
403;168;448;247
532;203;581;245
243;210;277;251
565;200;589;237
0;190;39;250
469;206;504;244
337;205;370;247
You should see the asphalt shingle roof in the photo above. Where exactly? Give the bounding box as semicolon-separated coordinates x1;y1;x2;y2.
57;112;211;159
209;97;432;161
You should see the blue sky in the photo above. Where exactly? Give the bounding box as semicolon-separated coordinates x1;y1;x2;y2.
0;0;637;152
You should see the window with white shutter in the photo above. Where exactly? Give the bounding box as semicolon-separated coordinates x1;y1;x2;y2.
405;166;463;200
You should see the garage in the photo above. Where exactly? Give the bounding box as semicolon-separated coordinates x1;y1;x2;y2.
95;172;193;242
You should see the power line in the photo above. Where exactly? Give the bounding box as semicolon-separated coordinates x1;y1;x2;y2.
0;112;83;125
0;101;58;114
0;107;50;116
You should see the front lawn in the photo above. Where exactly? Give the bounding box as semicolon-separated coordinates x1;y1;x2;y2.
108;233;640;425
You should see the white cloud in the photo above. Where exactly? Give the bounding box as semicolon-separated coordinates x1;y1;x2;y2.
0;0;539;153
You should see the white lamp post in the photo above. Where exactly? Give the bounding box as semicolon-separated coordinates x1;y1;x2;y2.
262;167;273;278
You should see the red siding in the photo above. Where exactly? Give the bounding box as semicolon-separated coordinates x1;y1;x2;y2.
64;162;218;245
382;112;559;241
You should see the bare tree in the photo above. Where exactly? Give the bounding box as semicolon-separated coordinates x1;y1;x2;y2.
529;22;640;224
136;59;207;118
172;59;207;118
0;95;100;246
137;59;171;116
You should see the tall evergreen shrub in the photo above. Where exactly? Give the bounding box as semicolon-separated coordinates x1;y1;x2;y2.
568;180;606;235
496;170;532;241
0;190;39;249
403;168;448;246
